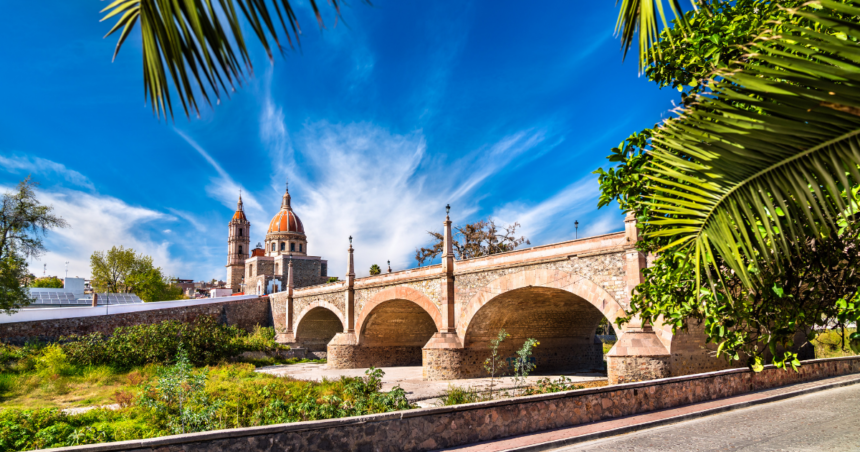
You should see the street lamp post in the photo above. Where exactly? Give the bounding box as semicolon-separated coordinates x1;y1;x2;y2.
575;220;579;239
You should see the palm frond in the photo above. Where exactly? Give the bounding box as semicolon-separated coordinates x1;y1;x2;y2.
645;0;860;291
615;0;694;71
101;0;351;120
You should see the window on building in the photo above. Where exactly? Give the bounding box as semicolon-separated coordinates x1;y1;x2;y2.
239;245;243;254
299;244;303;252
280;242;285;251
275;263;279;273
239;229;243;236
291;243;296;252
271;243;276;251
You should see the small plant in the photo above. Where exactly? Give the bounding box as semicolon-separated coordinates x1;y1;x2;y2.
112;390;134;408
137;346;223;434
484;329;510;400
512;338;539;395
126;370;145;386
523;376;583;396
438;385;482;406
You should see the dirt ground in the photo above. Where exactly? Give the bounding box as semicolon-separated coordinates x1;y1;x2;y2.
256;364;607;407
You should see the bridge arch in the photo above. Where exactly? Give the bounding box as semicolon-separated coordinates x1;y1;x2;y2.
457;268;627;375
356;287;443;335
353;287;442;366
458;268;626;337
294;301;345;351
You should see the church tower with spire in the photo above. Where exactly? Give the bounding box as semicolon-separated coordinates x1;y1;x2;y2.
226;193;251;293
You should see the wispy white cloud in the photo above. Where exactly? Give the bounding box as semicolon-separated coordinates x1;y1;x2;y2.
256;116;561;276
173;129;267;228
18;187;174;279
493;175;621;245
0;153;94;190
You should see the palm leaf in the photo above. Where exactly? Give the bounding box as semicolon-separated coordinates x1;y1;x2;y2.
101;0;355;120
644;0;860;292
614;0;696;71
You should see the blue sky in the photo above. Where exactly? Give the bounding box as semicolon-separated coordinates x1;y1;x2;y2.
0;1;677;280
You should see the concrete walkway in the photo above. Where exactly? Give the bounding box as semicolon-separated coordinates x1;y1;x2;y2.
436;373;860;452
256;363;606;406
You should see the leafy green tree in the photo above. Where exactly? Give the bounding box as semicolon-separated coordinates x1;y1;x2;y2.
90;246;184;301
598;0;860;369
0;178;68;313
31;276;64;289
369;264;381;276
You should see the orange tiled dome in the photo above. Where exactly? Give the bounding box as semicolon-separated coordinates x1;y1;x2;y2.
232;210;248;221
267;186;304;234
267;208;304;234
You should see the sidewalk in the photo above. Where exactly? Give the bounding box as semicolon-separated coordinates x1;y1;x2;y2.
436;373;860;452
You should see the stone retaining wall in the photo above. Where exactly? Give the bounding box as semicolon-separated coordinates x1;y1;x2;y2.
328;344;423;368
47;356;860;452
0;297;271;344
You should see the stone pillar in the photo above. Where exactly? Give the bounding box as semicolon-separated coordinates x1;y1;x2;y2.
278;259;296;343
624;211;647;303
345;238;356;333
328;237;360;368
606;317;671;384
441;210;456;333
423;205;466;380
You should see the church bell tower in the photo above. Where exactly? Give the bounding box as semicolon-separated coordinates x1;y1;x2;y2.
227;193;251;293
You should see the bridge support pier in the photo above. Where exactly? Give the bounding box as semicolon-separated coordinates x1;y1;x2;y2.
606;323;670;384
328;333;427;368
422;332;465;380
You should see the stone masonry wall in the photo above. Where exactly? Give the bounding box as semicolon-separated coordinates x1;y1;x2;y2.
55;356;860;452
274;256;329;287
354;278;443;318
329;344;423;368
268;288;346;334
422;342;604;380
453;252;627;326
0;297;271;344
246;259;275;283
608;356;672;384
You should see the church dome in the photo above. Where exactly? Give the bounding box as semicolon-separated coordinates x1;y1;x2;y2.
267;186;305;234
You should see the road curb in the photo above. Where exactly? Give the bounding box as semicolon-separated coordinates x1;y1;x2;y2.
505;375;860;452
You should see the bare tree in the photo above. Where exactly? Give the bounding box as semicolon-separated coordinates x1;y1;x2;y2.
415;219;530;266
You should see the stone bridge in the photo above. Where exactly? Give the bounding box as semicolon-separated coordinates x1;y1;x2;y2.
269;213;729;383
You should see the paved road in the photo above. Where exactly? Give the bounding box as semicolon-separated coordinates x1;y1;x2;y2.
555;383;860;452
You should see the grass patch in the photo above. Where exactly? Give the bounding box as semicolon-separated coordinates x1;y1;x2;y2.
0;357;413;451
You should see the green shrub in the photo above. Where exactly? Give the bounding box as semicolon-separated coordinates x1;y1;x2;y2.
235;325;286;353
0;373;14;396
138;348;223;434
0;407;163;452
35;345;73;378
62;316;245;368
438;385;483;406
